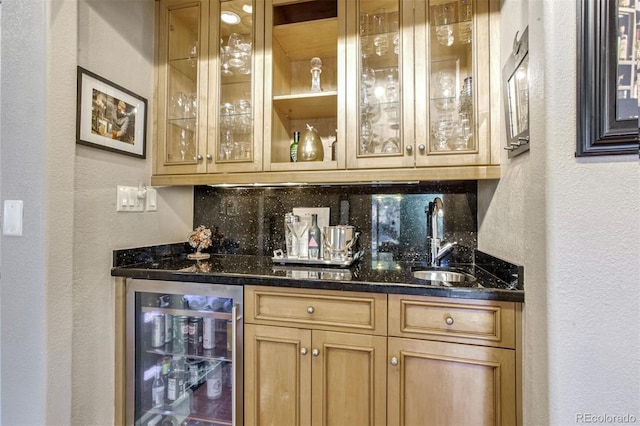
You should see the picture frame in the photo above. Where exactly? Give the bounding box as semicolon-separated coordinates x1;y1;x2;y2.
76;66;147;159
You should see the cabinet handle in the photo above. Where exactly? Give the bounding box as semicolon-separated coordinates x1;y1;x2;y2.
206;154;212;160
300;347;308;356
307;306;314;314
312;349;319;357
390;357;398;366
405;145;413;154
196;154;203;161
445;316;454;325
418;144;426;152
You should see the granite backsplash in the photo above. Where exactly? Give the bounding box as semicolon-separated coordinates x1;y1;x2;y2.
193;181;478;263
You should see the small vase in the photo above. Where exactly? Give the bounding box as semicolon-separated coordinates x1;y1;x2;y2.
297;124;324;161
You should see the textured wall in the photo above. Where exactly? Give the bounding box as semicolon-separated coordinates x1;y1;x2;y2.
73;1;193;424
479;0;640;424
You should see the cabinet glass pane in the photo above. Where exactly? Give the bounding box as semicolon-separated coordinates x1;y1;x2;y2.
269;0;339;164
166;5;200;164
217;0;255;162
358;0;401;157
429;0;475;152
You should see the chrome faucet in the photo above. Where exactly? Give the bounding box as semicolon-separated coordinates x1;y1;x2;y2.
426;197;457;266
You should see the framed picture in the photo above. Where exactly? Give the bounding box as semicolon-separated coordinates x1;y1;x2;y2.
76;66;147;159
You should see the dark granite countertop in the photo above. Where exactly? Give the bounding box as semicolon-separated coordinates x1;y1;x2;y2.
111;244;524;303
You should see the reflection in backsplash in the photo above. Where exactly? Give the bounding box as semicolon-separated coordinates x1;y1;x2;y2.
193;182;477;262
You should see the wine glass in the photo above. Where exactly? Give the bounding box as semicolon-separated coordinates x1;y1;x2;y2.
434;3;455;47
431;113;455;151
373;8;388;56
227;33;245;68
220;46;234;76
289;220;309;258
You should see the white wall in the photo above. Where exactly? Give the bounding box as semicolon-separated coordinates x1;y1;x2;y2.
74;0;193;424
479;0;640;424
1;0;193;424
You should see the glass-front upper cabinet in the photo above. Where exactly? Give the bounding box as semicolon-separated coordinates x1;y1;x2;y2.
346;0;416;169
157;0;210;175
263;0;345;172
209;0;264;173
415;0;493;166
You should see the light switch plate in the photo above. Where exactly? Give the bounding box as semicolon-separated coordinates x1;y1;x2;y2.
116;186;144;212
3;200;24;236
145;187;158;211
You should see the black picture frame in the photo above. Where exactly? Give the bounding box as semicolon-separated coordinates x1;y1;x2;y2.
576;0;638;156
76;66;147;159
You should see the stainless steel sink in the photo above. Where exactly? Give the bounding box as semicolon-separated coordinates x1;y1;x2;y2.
412;269;477;283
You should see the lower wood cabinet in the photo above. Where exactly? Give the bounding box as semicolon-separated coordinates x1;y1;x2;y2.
245;324;387;426
244;286;521;426
387;337;516;426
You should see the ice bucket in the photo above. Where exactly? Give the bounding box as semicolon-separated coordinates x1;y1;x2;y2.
322;225;358;260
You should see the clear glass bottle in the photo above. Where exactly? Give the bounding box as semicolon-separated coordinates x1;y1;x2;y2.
151;363;165;408
308;214;322;260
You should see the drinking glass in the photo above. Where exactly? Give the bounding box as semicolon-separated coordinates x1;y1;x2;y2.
373;9;389;56
388;11;400;55
434;3;455;47
360;13;374;58
458;0;473;44
220;46;234;76
452;112;473;150
227;33;245;68
220;102;235;130
289;220;309;258
431;113;455;151
434;71;457;111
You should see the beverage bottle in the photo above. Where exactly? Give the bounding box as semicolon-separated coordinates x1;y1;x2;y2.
308;214;322;260
206;361;223;400
151;363;165;408
166;358;185;402
290;131;300;162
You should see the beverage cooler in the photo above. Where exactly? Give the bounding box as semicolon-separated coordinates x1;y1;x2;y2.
125;279;243;426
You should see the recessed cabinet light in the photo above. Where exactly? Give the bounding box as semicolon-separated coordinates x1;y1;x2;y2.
221;11;240;25
242;4;253;14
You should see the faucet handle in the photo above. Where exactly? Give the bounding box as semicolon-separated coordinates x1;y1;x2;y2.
435;241;458;262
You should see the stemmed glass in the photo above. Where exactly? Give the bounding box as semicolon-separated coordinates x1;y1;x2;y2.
288;220;309;258
220;46;234;76
431;113;455;151
373;8;388;56
227;33;245;68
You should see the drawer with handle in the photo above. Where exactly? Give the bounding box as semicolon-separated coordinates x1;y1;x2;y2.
388;294;517;348
245;285;387;335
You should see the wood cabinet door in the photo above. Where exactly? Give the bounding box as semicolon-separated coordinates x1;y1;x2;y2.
245;324;312;426
388;336;516;426
311;330;387;426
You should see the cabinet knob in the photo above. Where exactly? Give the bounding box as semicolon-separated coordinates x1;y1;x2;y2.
418;144;426;152
206;154;213;160
390;357;398;366
300;347;308;356
445;316;454;325
307;306;315;314
405;145;413;154
312;349;319;357
196;154;203;161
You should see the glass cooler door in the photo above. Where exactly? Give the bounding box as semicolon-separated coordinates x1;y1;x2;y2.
126;279;243;426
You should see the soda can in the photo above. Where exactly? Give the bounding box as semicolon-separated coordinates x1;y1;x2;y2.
164;313;173;344
150;314;165;348
188;316;203;355
172;316;189;354
203;317;216;349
